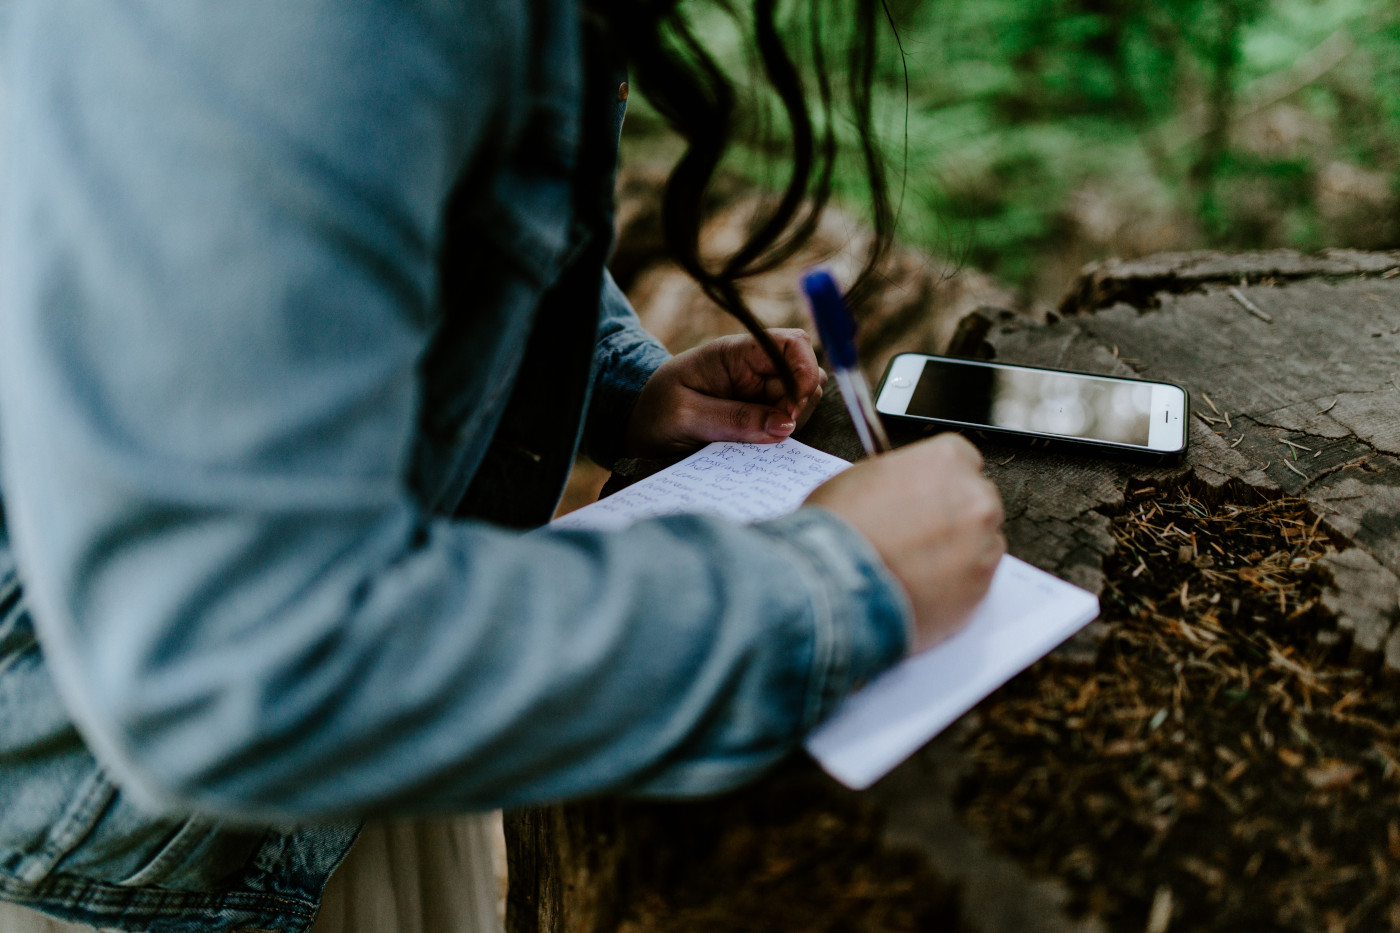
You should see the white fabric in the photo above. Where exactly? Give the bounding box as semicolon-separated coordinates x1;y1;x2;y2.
0;813;505;933
0;900;94;933
313;814;504;933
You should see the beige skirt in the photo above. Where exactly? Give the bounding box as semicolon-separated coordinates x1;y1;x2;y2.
0;813;505;933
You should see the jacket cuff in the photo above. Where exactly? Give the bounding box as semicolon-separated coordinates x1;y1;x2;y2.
583;326;668;468
752;507;913;732
582;275;670;468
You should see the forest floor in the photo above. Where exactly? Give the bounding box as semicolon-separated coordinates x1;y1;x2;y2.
612;482;1400;933
959;481;1400;933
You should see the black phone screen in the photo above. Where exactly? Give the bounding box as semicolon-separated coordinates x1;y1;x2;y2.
906;358;1153;446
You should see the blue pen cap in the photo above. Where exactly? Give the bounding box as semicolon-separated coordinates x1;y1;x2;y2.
801;268;859;370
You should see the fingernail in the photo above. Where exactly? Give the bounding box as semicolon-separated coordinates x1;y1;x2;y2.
766;413;796;435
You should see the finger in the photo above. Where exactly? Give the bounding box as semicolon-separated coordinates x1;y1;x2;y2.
677;394;797;444
929;432;985;471
759;374;823;424
773;329;824;401
792;383;823;429
717;330;823;401
755;333;823;407
983;478;1006;531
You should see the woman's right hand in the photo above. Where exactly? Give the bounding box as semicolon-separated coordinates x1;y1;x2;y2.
805;433;1005;653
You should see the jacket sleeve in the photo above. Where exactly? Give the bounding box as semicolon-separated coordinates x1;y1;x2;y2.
0;0;911;820
582;271;671;467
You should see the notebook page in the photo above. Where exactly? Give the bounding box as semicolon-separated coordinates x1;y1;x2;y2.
804;555;1100;789
551;438;851;531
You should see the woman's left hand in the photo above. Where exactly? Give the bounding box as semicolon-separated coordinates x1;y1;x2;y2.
622;328;828;459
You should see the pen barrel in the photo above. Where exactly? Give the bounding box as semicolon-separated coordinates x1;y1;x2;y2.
833;368;892;457
801;267;889;455
802;270;859;370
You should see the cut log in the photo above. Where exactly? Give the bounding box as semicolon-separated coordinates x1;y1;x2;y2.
508;249;1400;932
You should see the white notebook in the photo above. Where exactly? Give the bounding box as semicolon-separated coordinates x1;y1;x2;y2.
552;438;1100;789
551;437;853;531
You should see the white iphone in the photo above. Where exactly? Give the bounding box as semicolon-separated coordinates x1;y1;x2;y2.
875;353;1189;460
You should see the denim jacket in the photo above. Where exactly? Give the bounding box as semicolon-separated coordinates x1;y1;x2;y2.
0;2;910;930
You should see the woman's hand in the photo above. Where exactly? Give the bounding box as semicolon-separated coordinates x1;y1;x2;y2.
623;329;827;459
806;433;1006;653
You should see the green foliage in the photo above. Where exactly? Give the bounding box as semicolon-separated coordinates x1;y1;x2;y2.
622;0;1400;299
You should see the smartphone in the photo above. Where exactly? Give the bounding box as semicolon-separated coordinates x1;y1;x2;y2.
874;352;1189;459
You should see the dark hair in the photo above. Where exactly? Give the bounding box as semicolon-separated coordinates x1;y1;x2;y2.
595;0;900;395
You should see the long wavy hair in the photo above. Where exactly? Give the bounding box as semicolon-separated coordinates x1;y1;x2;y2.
594;0;901;393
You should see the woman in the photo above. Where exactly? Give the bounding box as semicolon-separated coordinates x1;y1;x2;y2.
0;1;1004;930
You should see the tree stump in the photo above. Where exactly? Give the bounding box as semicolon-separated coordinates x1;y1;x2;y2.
508;249;1400;933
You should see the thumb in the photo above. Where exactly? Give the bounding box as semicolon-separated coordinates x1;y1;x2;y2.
682;394;797;444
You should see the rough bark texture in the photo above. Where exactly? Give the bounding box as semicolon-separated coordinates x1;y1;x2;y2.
507;249;1400;933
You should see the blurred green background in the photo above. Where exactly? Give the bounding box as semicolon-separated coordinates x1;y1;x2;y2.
620;0;1400;305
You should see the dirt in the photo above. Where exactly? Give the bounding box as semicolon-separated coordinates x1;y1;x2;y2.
615;765;964;933
603;480;1400;933
957;482;1400;932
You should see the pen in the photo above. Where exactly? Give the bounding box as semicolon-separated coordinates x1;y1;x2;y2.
801;268;891;457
